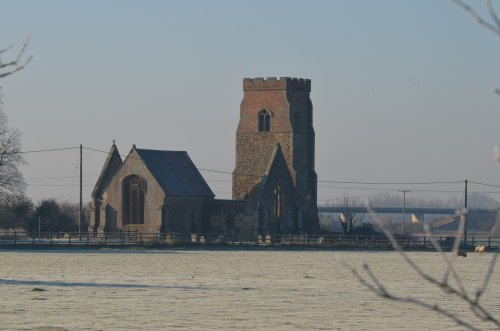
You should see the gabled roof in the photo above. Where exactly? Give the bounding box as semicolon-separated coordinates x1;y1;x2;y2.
92;143;123;199
135;148;214;197
247;144;296;201
260;144;293;188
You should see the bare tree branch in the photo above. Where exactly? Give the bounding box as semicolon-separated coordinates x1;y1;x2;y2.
0;45;14;56
350;264;481;331
475;250;498;302
353;203;500;328
486;0;500;30
451;0;500;37
0;34;32;79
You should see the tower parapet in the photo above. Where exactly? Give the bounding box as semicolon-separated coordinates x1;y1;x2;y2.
243;77;311;92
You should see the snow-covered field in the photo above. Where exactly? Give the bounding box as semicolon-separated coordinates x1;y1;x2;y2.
0;249;498;330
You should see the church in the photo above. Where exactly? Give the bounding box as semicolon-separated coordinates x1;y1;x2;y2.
88;77;319;237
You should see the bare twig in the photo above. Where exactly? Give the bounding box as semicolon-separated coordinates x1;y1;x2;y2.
353;203;500;328
0;34;32;79
475;250;499;303
368;203;468;298
350;263;481;331
0;45;14;56
486;0;500;30
451;0;500;37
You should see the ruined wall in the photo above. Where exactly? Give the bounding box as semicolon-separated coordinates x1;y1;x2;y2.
207;199;256;236
164;196;210;234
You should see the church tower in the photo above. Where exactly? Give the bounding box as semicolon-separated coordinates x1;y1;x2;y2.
233;77;318;232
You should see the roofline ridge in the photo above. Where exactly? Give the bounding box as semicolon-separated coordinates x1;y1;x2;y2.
136;148;187;153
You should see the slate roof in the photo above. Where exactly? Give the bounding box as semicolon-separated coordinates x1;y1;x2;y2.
135;148;214;197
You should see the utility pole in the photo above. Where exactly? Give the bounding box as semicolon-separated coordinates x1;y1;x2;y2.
38;215;41;239
79;144;83;237
399;189;411;235
464;179;468;249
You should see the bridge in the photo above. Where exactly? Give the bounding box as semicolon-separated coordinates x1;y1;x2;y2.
317;206;495;216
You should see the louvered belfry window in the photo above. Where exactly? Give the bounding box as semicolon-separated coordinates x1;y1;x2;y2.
258;109;271;132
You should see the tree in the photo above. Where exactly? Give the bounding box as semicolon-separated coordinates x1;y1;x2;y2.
0;35;32;79
335;193;366;234
26;199;78;233
0;109;25;201
0;36;31;202
352;207;499;330
0;196;34;229
350;3;500;329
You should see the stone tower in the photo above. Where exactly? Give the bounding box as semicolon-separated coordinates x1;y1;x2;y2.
233;77;318;232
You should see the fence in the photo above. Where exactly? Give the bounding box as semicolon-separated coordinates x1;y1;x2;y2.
0;231;499;250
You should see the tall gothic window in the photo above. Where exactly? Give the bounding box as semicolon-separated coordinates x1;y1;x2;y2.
274;185;282;222
123;175;146;225
258;109;271;132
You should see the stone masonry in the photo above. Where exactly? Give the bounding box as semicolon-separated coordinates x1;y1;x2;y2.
233;77;318;231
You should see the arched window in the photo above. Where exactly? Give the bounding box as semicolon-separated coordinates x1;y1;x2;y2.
123;175;146;225
258;109;271;132
274;185;282;221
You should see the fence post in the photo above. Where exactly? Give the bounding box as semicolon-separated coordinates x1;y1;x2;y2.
50;232;53;245
372;235;375;247
423;236;426;247
69;234;71;246
489;237;491;248
355;235;358;247
14;231;17;245
472;236;475;248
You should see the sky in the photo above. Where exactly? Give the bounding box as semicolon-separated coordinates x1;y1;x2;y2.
1;0;500;207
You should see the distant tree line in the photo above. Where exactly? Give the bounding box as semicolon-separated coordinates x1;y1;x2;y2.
0;198;90;233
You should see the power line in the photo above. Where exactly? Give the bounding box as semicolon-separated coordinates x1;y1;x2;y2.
317;184;466;193
27;184;94;187
7;146;80;155
83;145;470;187
25;175;98;180
83;146;236;176
317;180;464;185
12;144;500;197
469;181;500;189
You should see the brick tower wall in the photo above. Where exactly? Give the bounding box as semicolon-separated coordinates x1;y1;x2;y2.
233;77;318;227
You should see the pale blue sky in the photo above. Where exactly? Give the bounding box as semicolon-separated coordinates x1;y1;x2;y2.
1;0;500;205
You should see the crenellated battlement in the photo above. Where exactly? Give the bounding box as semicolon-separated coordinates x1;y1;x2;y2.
243;77;311;92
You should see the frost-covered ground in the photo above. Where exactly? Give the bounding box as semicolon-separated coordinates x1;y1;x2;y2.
0;249;498;330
